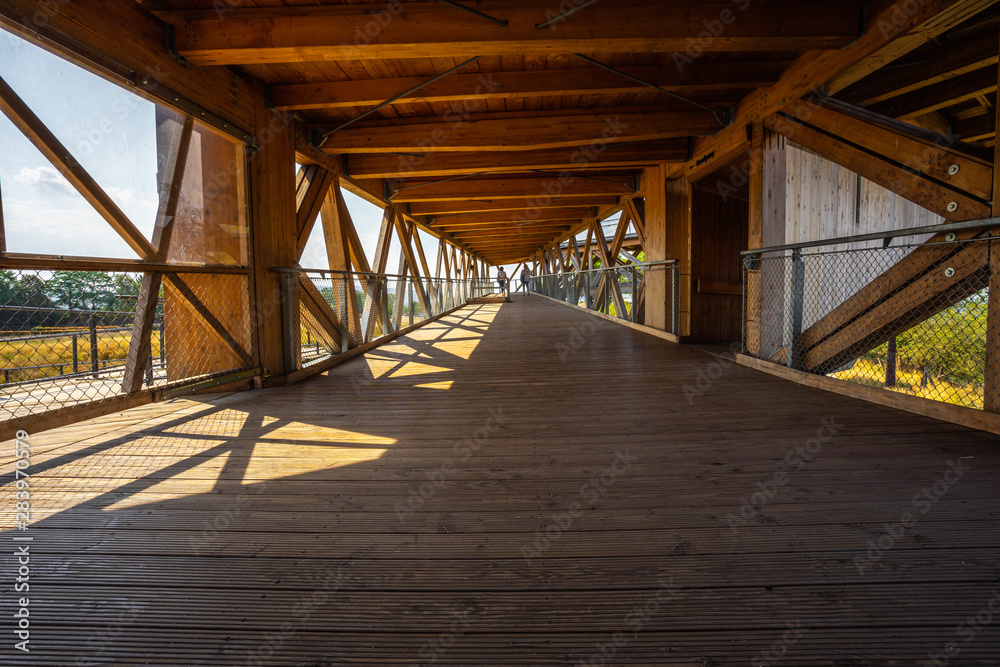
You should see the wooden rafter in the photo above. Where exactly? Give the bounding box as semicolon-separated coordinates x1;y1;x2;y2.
390;174;633;202
274;62;788;111
685;0;996;185
163;2;860;64
323;111;721;154
411;196;616;217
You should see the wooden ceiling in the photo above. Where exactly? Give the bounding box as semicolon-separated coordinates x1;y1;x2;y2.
141;0;999;263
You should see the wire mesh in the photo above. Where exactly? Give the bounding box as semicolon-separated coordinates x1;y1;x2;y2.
743;235;996;410
286;270;491;370
0;269;254;422
529;262;679;334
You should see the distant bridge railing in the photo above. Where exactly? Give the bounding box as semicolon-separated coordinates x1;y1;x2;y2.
529;260;680;334
741;217;1000;411
275;268;495;371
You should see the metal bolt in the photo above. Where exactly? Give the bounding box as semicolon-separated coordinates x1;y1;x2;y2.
948;164;960;176
945;233;957;242
947;202;959;213
945;267;956;278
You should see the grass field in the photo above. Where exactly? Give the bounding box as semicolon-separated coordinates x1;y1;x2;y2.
0;328;163;382
831;357;983;409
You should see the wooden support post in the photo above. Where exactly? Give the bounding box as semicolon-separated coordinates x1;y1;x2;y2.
592;219;628;317
122;114;194;393
250;96;298;378
392;215;432;316
747;123;787;358
319;182;362;346
986;38;1000;412
361;206;395;339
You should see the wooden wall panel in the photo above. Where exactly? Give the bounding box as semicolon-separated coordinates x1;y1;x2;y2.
163;274;250;381
784;144;944;330
690;189;749;344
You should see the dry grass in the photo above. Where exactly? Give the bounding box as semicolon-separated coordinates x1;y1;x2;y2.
0;329;162;381
831;357;983;410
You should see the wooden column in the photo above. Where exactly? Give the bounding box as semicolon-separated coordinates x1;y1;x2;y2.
985;40;1000;412
665;178;693;337
643;164;671;331
250;89;297;379
747;123;787;359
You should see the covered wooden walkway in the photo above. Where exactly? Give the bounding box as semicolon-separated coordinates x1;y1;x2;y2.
4;296;1000;664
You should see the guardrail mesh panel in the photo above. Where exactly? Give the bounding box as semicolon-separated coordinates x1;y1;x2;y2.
743;237;994;410
0;269;254;422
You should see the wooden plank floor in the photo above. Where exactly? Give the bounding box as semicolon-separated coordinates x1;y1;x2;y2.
3;294;1000;665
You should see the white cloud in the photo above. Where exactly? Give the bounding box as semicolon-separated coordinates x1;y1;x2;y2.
11;165;76;197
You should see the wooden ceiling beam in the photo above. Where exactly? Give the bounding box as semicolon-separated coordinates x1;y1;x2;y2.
428;209;594;227
321;111;721;153
273;62;789;111
839;28;999;107
389;175;634;203
410;196;618;216
682;0;996;182
163;1;861;65
347;139;688;179
871;66;998;120
955;110;997;141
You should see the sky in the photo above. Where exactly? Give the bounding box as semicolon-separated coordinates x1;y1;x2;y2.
0;25;618;281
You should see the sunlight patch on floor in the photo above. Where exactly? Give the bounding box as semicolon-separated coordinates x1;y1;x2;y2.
104;450;232;510
364;355;401;379
389;361;453;378
414;381;454;390
161;408;250;438
262;423;397;446
243;443;387;481
432;339;480;360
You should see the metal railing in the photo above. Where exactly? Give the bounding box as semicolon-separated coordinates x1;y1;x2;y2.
741;218;999;410
0;268;256;423
276;268;496;371
529;261;680;334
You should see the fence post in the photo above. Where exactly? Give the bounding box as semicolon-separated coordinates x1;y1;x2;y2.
788;249;806;369
382;279;392;335
280;272;299;374
89;315;99;378
72;334;79;374
631;267;638;323
885;336;898;387
339;277;350;354
408;279;414;326
159;319;165;365
672;264;680;335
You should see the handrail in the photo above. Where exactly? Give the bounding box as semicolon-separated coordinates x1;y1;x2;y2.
532;260;677;279
273;267;494;282
741;216;1000;256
